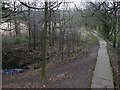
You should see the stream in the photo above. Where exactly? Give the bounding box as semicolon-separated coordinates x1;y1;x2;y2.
2;69;24;76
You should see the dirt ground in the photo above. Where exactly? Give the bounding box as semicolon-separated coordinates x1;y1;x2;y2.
2;43;99;88
107;44;120;90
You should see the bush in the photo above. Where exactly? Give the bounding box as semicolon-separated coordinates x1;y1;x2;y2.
34;61;42;69
7;54;15;64
3;51;15;64
15;37;28;44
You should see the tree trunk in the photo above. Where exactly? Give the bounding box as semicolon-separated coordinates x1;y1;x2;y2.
33;20;36;50
48;2;52;46
28;8;31;49
14;1;18;37
33;3;36;50
41;1;48;81
113;2;117;48
61;1;65;60
51;21;56;46
113;26;117;48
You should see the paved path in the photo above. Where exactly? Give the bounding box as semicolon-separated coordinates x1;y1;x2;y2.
91;33;114;88
0;33;2;90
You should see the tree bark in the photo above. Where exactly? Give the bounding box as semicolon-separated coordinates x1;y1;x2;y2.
48;2;52;46
28;8;31;49
14;1;18;37
33;2;36;50
113;2;117;48
113;25;117;48
41;1;48;81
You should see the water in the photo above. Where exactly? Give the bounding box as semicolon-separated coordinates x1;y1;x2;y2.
2;69;24;76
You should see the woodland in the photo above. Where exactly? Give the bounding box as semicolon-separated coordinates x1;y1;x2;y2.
1;0;120;89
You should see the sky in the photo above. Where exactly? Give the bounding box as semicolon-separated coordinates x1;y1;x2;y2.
13;0;89;9
8;0;82;9
6;0;120;10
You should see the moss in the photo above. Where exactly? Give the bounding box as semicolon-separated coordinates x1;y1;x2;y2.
89;55;98;89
